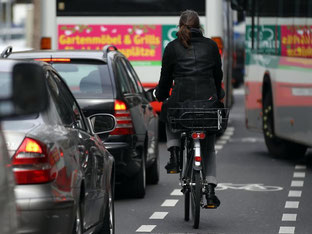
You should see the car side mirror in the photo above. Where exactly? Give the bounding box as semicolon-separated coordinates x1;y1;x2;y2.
145;88;157;102
88;114;116;135
0;62;49;119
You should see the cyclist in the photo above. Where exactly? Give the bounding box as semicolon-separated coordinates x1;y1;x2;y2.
155;10;223;208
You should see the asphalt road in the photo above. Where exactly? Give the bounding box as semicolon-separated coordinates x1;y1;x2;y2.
115;89;312;234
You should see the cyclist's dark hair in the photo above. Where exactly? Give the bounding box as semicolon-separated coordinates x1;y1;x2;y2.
177;10;201;48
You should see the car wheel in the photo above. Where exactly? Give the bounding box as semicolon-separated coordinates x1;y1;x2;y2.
100;179;115;234
128;150;146;198
147;143;159;185
72;199;83;234
262;89;307;157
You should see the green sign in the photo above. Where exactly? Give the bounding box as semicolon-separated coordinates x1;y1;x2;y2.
162;25;178;52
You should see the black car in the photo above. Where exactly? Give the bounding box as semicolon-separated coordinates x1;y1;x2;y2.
0;56;116;233
8;45;159;198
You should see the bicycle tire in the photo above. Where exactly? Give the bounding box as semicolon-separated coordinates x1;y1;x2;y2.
184;188;190;221
191;170;201;229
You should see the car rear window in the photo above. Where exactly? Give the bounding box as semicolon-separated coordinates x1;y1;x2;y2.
52;60;114;99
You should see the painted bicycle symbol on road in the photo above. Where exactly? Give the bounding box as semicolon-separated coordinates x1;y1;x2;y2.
216;183;283;192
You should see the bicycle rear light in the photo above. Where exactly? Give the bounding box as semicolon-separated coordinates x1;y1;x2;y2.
191;132;206;139
194;156;202;162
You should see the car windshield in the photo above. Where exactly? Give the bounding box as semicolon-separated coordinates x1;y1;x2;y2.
52;61;114;99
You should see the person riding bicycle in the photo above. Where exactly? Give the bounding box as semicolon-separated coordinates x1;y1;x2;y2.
155;10;223;208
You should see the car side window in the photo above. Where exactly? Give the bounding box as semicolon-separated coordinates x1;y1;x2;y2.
115;59;131;94
47;71;87;130
51;71;87;131
115;58;137;94
46;72;75;126
123;59;144;94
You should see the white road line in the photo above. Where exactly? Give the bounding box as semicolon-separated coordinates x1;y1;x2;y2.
279;226;295;234
215;145;223;150
288;190;302;197
224;131;234;136
136;225;156;232
170;189;183;196
149;212;168;220
161;199;179;207
295;165;307;170
293;172;306;178
216;140;227;145
226;127;235;132
285;201;300;209
220;135;231;140
282;213;297;221
291;180;304;187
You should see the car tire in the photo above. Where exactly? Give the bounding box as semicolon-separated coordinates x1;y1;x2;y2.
72;198;83;234
262;88;307;158
128;150;146;198
100;178;115;234
147;144;159;185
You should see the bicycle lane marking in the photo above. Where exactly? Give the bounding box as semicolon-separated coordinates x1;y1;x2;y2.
279;164;306;234
136;225;157;232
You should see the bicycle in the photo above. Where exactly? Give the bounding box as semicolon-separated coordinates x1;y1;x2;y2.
168;106;229;229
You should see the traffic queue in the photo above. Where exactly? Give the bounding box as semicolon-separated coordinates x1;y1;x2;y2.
0;45;159;234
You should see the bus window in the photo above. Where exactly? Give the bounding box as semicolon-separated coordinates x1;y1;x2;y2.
57;0;205;16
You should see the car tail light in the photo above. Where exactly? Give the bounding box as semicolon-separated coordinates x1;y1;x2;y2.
211;37;223;56
12;137;56;184
110;100;134;135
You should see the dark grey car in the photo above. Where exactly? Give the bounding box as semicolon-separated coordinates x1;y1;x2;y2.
0;59;49;234
1;60;116;234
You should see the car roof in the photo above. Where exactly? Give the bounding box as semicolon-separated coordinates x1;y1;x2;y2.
8;50;119;63
0;59;45;71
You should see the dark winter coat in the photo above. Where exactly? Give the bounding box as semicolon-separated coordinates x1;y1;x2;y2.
155;28;223;122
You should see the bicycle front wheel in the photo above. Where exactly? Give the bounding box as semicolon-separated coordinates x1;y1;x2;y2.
191;170;201;229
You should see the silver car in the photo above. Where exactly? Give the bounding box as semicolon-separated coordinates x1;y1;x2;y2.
0;59;49;234
1;59;116;234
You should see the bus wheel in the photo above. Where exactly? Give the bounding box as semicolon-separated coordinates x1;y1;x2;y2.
262;90;307;158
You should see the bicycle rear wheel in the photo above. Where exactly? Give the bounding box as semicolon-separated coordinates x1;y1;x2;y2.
191;170;201;229
184;188;190;221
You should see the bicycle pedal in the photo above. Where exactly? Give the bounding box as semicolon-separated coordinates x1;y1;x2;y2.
203;204;218;209
167;170;179;174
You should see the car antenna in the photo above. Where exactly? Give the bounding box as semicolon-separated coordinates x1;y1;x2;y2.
0;46;13;58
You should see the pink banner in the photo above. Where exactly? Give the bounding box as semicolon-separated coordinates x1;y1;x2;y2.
58;25;162;61
281;25;312;58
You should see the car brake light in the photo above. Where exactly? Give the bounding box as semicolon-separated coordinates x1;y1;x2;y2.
35;58;71;62
111;100;134;135
211;37;223;56
12;137;56;184
40;37;52;50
